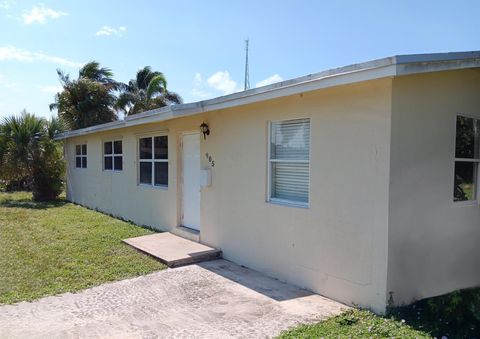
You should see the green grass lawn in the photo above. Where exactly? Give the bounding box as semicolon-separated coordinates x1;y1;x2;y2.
279;286;480;338
277;309;431;339
0;191;165;304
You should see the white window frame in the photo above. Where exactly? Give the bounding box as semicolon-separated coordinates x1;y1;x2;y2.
267;118;311;208
75;144;87;169
103;139;123;172
454;114;480;205
137;134;169;189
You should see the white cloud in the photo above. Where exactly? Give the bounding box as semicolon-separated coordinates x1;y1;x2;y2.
256;74;283;87
0;46;83;68
0;0;15;10
95;26;127;37
190;73;211;100
191;70;244;100
207;71;241;95
39;85;62;94
22;5;67;24
194;73;202;84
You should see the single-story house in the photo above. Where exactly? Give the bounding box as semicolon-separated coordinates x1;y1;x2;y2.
56;51;480;313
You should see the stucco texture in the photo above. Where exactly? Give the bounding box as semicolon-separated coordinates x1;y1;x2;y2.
388;68;480;305
66;78;392;312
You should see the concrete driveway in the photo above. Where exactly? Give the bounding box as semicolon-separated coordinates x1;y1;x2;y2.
0;260;346;338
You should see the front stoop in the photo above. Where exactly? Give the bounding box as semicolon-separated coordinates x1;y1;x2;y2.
171;226;200;242
123;232;222;268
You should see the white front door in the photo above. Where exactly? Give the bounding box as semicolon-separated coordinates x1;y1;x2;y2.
181;133;201;231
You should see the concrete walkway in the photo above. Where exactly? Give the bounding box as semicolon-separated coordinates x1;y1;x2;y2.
0;260;347;339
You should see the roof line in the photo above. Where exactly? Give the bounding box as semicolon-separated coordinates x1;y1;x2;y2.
55;50;480;140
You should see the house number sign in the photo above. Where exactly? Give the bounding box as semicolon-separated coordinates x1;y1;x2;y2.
205;152;215;167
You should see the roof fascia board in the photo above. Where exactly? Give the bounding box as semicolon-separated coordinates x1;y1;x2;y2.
55;51;480;140
184;63;397;114
54;120;126;140
396;58;480;76
395;51;480;64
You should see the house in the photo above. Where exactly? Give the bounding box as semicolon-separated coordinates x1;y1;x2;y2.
56;51;480;313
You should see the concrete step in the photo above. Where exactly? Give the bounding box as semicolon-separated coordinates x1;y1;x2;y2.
123;232;222;268
171;226;200;242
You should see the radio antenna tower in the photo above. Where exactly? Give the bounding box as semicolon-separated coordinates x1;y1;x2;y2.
244;38;250;91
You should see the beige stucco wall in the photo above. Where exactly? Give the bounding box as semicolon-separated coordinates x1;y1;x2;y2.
388;69;480;305
66;78;392;312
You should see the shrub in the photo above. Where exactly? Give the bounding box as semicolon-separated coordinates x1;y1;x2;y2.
0;112;65;201
388;287;480;337
31;141;65;201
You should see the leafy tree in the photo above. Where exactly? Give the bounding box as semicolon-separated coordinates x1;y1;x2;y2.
116;66;182;116
0;112;65;200
50;61;120;130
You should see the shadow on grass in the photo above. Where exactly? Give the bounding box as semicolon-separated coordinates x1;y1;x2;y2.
0;198;68;210
387;288;480;338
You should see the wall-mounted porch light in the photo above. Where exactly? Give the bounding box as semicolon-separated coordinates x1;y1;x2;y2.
200;122;210;140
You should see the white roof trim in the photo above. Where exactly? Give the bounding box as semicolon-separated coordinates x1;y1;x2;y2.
55;51;480;140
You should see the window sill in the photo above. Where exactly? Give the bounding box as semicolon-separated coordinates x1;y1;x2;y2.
267;198;309;209
453;200;479;207
138;183;168;190
103;170;123;173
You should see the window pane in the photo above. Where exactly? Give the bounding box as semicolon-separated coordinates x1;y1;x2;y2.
271;162;309;203
76;145;81;155
76;157;81;168
271;119;310;160
139;137;152;159
139;162;152;184
454;161;477;201
104;156;113;170
82;144;87;156
82;156;87;168
154;162;168;186
154;136;168;159
104;141;112;155
114;156;123;171
455;116;479;159
114;140;122;154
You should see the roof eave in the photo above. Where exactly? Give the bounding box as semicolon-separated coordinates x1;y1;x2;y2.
55;51;480;140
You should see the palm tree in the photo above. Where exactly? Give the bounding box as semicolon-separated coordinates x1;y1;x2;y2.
78;61;122;91
0;111;64;200
0;111;44;187
115;66;182;116
50;61;120;130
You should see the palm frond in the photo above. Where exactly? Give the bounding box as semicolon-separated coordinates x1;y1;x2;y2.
46;116;65;139
56;69;70;85
136;66;153;89
164;91;183;104
79;61;114;81
146;74;167;100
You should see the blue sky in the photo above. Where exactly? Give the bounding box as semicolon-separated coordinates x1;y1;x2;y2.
0;0;479;119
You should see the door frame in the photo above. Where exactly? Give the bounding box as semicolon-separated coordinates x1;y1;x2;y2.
178;131;201;230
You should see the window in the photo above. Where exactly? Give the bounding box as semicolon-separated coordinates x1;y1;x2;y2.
75;144;87;168
138;135;168;187
268;118;310;206
104;140;123;171
454;115;479;202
